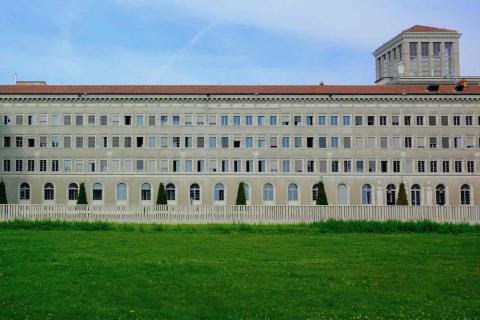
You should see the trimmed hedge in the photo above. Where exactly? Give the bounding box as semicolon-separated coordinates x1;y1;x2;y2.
0;219;478;234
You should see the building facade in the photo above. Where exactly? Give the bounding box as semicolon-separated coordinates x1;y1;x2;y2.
0;26;479;206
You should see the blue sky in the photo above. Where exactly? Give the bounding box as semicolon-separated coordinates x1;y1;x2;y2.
0;0;479;85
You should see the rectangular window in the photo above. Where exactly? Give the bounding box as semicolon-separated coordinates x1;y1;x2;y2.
88;136;96;148
282;115;290;126
88;115;96;126
343;137;351;149
442;161;450;173
368;160;376;173
404;137;412;148
15;114;24;125
417;160;425;173
380;137;388;149
392;116;399;126
467;160;474;173
355;115;363;126
184;114;192;126
429;115;437;126
52;135;61;148
148;159;156;172
319;136;327;148
40;114;48;125
367;116;375;126
233;160;241;172
209;136;217;148
356;160;364;173
221;115;229;126
455;161;462;173
233;115;241;126
75;136;84;148
331;136;339;148
319;160;327;173
466;116;473;126
381;160;388;173
307;137;314;148
295;159;303;172
245;137;253;148
40;160;47;172
257;115;265;126
148;136;156;148
294;137;302;148
416;115;424;126
75;115;83;126
330;115;338;126
209;159;217;172
100;115;108;125
221;136;229;148
404;116;411;126
441;115;449;126
245;160;253;172
270;136;278;148
430;161;437;173
172;115;180;126
331;160;339;173
27;115;36;125
75;160;83;173
136;159;144;172
147;115;156;126
185;136;193;148
197;136;204;148
269;115;277;126
318;115;326;125
442;137;449;148
185;160;193;172
172;137;180;148
100;160;108;172
282;160;290;172
453;115;460;126
282;136;290;148
294;115;302;126
343;160;351;173
16;136;23;148
196;160;205;172
64;159;72;172
245;115;252;126
88;160;96;172
196;114;204;126
393;160;400;173
258;160;265;172
15;159;23;172
160;115;168;125
380;116;387;126
429;137;437;148
124;136;132;148
28;159;35;172
112;136;120;148
342;115;350;126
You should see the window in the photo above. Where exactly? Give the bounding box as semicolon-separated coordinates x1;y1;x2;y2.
100;115;108;125
245;137;253;148
148;136;156;148
411;184;421;206
28;115;36;125
330;115;338;126
312;183;320;202
16;159;23;172
467;161;474;173
404;116;411;126
233;115;241;126
197;137;204;148
429;137;437;148
221;115;229;126
258;137;266;148
332;160;339;172
63;159;72;172
14;114;21;125
354;115;363;126
166;183;176;201
19;183;30;201
466;116;473;126
460;185;471;205
430;161;437;173
282;137;290;148
386;184;396;205
379;116;387;126
214;183;225;202
270;136;278;148
172;115;180;126
51;160;59;172
356;160;364;173
318;115;326;126
288;183;298;202
4;159;11;172
455;161;462;173
453;115;460;126
436;184;446;206
429;115;436;126
282;115;290;126
343;137;351;149
269;115;277;125
44;183;55;201
367;116;375;126
116;183;127;202
68;183;79;201
257;115;265;125
40;114;48;125
245;115;253;126
362;184;372;205
331;136;339;148
3;115;12;125
112;115;120;126
209;137;217;148
294;137;302;148
392;116;399;126
294;115;301;126
393;160;400;173
141;183;152;201
318;137;326;148
263;183;274;202
441;116;449;126
306;115;314;126
190;183;200;202
75;115;83;126
417;160;425;173
52;115;60;125
442;161;450;173
416;115;424;126
282;160;290;172
342;115;350;126
91;183;103;201
160;115;168;125
196;114;204;126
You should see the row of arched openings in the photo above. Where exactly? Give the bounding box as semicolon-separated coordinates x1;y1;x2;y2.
17;182;473;205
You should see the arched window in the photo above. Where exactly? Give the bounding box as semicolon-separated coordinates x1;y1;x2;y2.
116;183;127;202
141;183;151;201
44;183;55;201
263;183;274;202
190;183;200;201
411;184;421;206
166;183;176;201
435;184;446;206
361;184;372;205
214;183;225;201
92;183;103;201
386;184;396;205
19;183;30;200
312;183;319;202
243;183;250;203
337;184;349;205
68;183;79;201
460;184;471;205
288;183;298;202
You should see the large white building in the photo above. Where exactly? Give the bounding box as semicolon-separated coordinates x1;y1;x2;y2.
0;25;479;206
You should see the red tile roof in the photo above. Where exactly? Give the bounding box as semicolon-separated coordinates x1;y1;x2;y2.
0;84;478;95
404;25;457;33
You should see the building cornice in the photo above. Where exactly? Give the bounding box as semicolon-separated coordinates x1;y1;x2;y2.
0;95;479;104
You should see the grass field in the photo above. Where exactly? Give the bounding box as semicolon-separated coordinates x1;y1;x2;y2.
0;222;479;319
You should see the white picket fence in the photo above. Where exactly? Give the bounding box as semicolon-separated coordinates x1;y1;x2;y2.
0;204;479;224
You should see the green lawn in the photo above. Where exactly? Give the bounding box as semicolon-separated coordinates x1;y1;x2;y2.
0;227;479;319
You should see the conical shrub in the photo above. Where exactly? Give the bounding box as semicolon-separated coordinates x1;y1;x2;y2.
156;183;167;205
77;183;88;205
396;182;408;205
0;180;8;204
235;182;247;205
316;181;328;205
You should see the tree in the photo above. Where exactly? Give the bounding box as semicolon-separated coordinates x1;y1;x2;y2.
235;182;247;205
0;180;8;204
77;183;88;205
315;181;328;205
156;183;167;205
396;182;408;205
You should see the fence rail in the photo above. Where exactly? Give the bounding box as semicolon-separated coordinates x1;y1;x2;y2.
1;205;479;224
